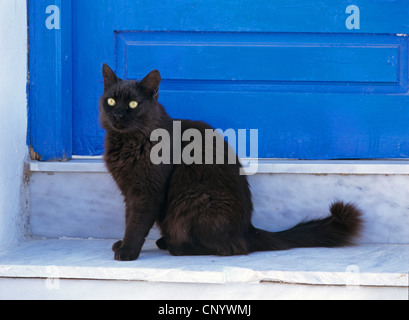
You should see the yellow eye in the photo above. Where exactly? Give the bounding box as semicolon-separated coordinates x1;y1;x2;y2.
107;98;116;106
129;101;138;109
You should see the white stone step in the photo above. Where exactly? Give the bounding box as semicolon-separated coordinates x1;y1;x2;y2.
3;159;406;300
28;159;409;243
0;239;408;300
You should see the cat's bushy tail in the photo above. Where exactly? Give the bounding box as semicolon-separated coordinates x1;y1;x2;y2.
247;201;363;252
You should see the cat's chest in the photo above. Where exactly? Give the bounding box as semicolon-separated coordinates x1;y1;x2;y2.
105;134;152;178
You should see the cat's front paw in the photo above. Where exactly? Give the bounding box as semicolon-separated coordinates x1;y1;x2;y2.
112;240;123;251
156;237;168;250
114;246;140;261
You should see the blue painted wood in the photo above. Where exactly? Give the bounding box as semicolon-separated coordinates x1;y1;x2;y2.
161;91;409;159
106;0;409;34
117;32;406;92
28;0;72;161
30;0;409;159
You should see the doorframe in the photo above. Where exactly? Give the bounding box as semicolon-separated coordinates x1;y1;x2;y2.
28;0;72;161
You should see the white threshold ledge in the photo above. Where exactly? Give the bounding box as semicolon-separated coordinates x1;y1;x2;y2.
1;239;407;288
29;158;409;175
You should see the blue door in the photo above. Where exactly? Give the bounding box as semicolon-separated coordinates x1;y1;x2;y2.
29;0;409;161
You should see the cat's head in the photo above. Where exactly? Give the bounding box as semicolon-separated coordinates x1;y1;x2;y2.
99;64;162;133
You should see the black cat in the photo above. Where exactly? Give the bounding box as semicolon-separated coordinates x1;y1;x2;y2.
99;64;363;261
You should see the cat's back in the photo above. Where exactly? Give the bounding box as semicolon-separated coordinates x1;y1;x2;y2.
171;118;250;197
163;118;253;236
179;119;213;133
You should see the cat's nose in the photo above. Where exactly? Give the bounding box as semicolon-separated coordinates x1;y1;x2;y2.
113;114;124;121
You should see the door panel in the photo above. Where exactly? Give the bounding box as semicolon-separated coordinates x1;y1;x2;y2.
117;32;405;89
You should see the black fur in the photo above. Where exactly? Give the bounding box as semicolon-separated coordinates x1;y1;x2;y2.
99;64;363;261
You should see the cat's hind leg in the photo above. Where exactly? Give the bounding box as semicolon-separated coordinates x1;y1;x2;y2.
190;209;251;256
166;237;249;256
167;241;215;256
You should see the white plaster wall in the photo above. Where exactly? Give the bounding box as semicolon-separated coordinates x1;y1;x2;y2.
0;0;28;249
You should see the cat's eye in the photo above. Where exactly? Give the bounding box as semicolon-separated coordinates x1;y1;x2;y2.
129;101;138;109
107;98;116;106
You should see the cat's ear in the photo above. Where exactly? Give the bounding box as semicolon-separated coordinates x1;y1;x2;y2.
139;70;161;100
102;63;119;91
